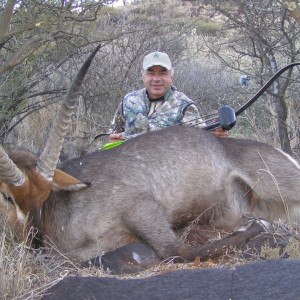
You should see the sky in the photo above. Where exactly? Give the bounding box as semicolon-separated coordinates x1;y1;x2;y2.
112;0;125;7
112;0;132;7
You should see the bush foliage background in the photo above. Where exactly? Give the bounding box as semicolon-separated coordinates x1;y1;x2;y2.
1;0;300;157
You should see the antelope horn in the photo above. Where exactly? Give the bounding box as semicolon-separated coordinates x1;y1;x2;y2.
37;45;101;179
0;145;25;186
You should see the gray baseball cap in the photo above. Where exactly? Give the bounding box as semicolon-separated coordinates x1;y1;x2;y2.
142;52;172;70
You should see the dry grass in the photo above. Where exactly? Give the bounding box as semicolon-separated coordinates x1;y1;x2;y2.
0;227;62;300
0;224;112;300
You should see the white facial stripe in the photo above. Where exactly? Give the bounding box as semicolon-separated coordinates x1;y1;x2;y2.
15;204;26;223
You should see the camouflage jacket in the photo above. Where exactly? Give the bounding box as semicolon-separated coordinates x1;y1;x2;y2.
111;86;205;139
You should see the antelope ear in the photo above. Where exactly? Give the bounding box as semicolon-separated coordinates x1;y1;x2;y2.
52;169;90;192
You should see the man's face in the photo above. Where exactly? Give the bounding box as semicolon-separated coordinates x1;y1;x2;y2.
142;65;172;99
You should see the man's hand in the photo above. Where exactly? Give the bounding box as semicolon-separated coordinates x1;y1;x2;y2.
213;127;229;138
109;133;125;143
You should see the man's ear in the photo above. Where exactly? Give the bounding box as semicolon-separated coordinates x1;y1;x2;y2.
52;169;90;192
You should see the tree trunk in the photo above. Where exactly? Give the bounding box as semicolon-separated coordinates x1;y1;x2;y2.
276;93;292;154
266;54;292;154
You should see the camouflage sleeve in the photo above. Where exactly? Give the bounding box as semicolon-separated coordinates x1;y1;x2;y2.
110;103;125;133
182;104;206;128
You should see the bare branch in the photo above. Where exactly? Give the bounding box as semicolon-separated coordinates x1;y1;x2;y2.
0;35;52;75
0;0;17;38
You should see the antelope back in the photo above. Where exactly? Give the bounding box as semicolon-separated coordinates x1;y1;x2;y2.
35;125;300;260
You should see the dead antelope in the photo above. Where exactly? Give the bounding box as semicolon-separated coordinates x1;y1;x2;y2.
1;46;300;263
